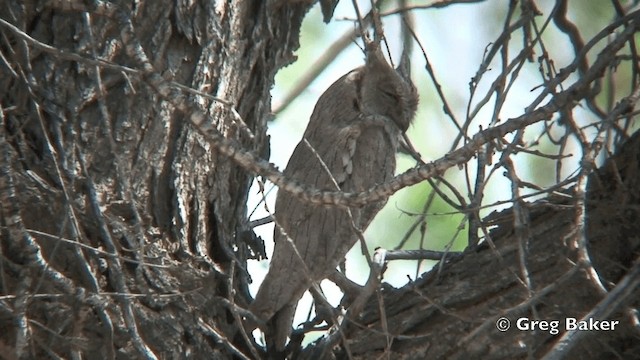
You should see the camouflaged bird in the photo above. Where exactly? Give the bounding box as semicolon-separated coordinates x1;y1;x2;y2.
250;43;418;351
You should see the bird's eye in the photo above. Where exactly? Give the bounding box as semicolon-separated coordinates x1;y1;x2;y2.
380;89;400;102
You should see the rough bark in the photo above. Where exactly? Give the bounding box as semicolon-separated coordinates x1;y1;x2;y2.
302;132;640;359
0;1;310;358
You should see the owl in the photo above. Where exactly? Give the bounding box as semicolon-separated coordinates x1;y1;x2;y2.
250;44;418;351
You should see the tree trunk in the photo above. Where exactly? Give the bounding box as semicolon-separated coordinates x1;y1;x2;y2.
309;132;640;359
1;1;310;358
